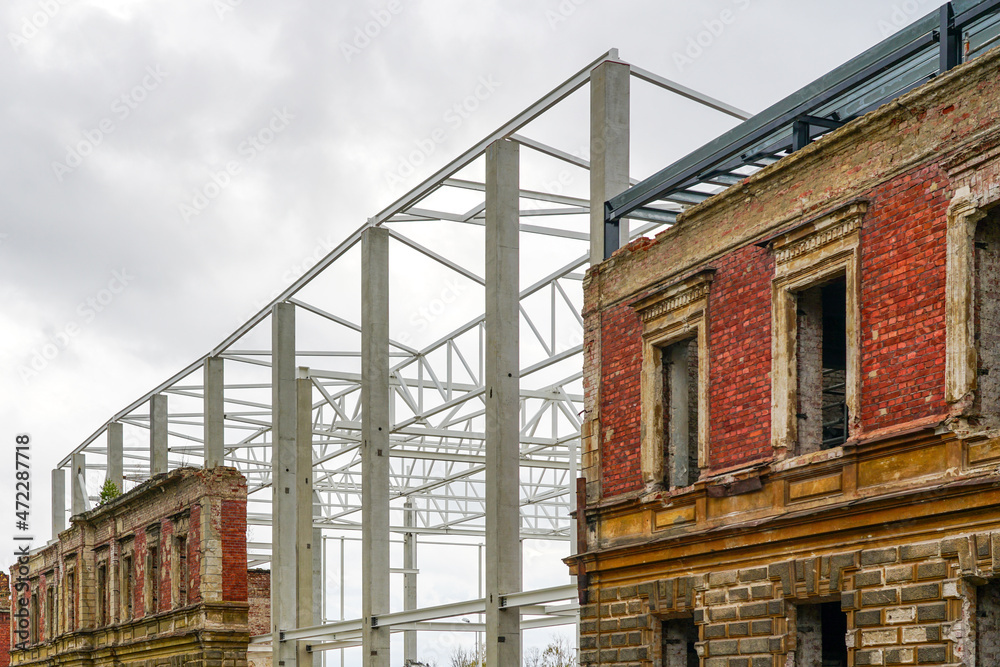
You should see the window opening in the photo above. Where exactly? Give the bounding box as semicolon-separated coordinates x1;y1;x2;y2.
977;579;1000;666
976;213;1000;424
796;601;847;667
797;276;848;453
660;337;700;487
662;617;699;667
148;545;159;613
97;564;107;626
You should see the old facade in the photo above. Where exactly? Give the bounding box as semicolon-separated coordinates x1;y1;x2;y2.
7;466;269;667
568;39;1000;667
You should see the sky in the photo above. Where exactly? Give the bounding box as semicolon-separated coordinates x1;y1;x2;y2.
0;0;943;662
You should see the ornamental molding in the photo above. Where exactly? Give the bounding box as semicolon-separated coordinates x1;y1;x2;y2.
769;200;867;265
630;269;715;324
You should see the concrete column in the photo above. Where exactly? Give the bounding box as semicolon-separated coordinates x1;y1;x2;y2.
51;468;66;536
403;501;417;662
589;55;630;264
296;372;315;666
312;494;323;667
485;138;521;666
361;226;391;667
271;302;298;667
150;393;168;475
204;356;225;468
107;422;123;492
71;453;86;516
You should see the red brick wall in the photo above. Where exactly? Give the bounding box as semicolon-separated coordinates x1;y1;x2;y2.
222;499;248;601
707;245;775;469
859;164;951;431
600;303;644;495
595;165;955;495
1;572;10;667
247;570;271;637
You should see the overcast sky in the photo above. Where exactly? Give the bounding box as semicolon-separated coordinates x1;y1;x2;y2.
0;0;940;661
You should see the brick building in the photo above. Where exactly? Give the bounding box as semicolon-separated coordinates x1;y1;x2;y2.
567;34;1000;667
7;466;269;667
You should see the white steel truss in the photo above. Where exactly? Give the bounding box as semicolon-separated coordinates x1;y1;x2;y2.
51;49;747;661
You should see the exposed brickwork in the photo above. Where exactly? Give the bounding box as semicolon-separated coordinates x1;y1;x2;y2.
223;499;249;601
1;573;10;667
859;163;951;431
600;302;643;495
247;569;271;637
7;467;259;667
706;245;774;469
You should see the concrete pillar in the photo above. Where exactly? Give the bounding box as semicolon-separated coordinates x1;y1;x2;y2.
312;494;323;667
150;393;168;475
361;226;391;667
296;372;315;666
107;422;123;492
204;356;225;468
71;453;86;516
51;468;66;537
271;302;298;667
589;56;630;264
403;501;418;662
485;138;521;666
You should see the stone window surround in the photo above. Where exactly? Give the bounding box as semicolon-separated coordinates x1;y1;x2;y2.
631;269;714;489
769;201;865;459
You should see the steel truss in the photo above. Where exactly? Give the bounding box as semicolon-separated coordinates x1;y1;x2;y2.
51;49;746;661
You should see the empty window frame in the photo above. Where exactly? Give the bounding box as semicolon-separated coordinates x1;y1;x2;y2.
121;555;133;620
659;337;700;487
174;535;188;607
977;579;1000;666
30;590;39;644
662;617;699;667
770;201;864;456
45;585;54;641
795;601;848;667
96;563;108;626
147;544;159;614
65;571;75;631
633;270;713;489
975;212;1000;424
795;275;848;453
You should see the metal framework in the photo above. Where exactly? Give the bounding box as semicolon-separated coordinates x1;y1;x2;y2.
604;0;1000;254
50;49;745;665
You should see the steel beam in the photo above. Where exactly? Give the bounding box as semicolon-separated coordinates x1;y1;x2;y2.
361;226;391;667
204;356;225;468
271;302;298;667
485;138;521;666
589;58;630;263
150;394;168;475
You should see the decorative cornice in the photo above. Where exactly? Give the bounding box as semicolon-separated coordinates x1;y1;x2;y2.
770;201;867;265
630;269;715;324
